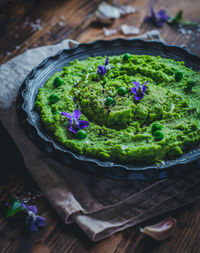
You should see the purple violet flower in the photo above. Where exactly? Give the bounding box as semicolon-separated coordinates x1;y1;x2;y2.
21;203;46;232
144;7;168;27
61;109;89;134
97;56;109;77
130;81;149;101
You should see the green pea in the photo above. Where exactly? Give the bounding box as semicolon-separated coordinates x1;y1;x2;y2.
185;79;196;92
54;76;64;87
76;130;87;139
105;96;114;106
175;71;183;81
122;53;132;62
153;130;164;141
152;123;163;132
118;87;127;96
49;94;60;103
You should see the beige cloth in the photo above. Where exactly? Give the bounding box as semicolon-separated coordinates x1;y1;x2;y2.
1;38;200;241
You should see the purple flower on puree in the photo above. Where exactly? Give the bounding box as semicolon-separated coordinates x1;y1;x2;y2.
61;109;89;134
21;203;46;232
130;81;149;101
97;56;109;77
144;7;168;27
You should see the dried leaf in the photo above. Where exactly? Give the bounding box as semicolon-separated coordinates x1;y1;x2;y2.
140;217;177;241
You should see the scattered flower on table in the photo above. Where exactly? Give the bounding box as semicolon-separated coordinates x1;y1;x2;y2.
61;109;89;134
130;81;149;101
95;2;137;25
144;7;168;27
103;27;118;37
144;7;198;27
2;195;46;232
140;217;177;241
21;203;46;232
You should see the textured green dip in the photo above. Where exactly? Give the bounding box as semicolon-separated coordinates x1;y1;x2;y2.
35;54;200;164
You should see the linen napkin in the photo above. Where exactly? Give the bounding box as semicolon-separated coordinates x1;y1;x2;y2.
0;36;200;241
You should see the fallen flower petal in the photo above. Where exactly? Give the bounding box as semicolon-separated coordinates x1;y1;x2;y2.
117;4;137;15
25;211;46;232
22;203;46;232
144;6;168;27
121;24;140;35
95;2;137;25
140;217;177;241
95;2;120;25
103;27;118;37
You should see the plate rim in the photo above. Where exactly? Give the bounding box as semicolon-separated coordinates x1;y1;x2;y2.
16;38;200;177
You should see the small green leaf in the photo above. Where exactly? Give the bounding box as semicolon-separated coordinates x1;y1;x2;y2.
168;10;197;26
6;199;24;218
179;20;198;26
168;10;183;24
175;10;183;21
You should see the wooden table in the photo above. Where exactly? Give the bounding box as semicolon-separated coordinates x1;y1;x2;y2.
0;0;200;252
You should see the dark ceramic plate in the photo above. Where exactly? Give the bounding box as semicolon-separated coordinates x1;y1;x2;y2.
16;39;200;180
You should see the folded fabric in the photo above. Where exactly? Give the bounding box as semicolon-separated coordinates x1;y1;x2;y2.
0;37;200;241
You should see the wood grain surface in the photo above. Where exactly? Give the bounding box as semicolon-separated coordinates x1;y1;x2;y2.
0;0;200;252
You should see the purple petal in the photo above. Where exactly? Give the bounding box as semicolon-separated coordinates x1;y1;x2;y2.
97;66;103;76
144;6;168;27
143;81;150;86
130;87;137;95
105;56;109;65
35;216;46;228
21;203;27;210
156;20;165;27
150;6;156;18
78;120;89;130
143;16;151;23
158;9;168;21
30;221;38;232
26;205;37;214
69;125;79;134
73;109;81;120
21;203;37;214
132;81;140;88
143;85;147;93
134;94;144;100
61;112;73;121
142;81;149;92
97;65;107;77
